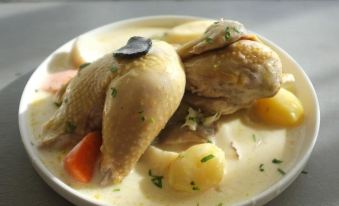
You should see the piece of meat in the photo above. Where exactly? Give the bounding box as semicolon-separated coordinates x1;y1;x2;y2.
100;41;185;184
177;19;247;59
41;54;120;148
40;40;185;184
181;39;282;115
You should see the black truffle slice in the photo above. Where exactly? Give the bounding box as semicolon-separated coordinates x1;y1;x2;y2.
113;36;152;58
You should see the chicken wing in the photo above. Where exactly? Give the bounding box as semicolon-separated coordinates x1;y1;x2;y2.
177;19;247;59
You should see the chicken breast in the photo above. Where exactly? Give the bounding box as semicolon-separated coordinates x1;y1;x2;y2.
100;41;185;184
182;39;282;114
41;40;185;184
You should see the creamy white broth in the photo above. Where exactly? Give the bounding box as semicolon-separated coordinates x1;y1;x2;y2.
28;25;303;206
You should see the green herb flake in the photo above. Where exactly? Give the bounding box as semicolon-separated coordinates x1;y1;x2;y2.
54;102;61;107
301;170;308;174
113;188;120;192
79;62;91;69
148;169;163;188
259;163;265;172
252;134;257;142
232;27;240;33
224;27;231;40
65;121;76;133
188;116;197;122
217;203;223;206
277;168;286;175
207;139;212;143
149;117;155;124
192;186;200;191
190;181;200;191
205;37;213;44
272;158;283;164
138;110;146;121
111;88;117;97
201;154;215;163
111;66;118;72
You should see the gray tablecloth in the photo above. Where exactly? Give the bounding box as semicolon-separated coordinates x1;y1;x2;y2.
0;1;338;206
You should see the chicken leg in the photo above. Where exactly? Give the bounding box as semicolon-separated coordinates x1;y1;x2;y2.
40;40;185;184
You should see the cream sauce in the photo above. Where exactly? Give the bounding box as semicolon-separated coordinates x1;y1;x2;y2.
28;25;304;206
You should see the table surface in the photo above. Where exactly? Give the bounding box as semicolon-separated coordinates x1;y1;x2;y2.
1;1;338;206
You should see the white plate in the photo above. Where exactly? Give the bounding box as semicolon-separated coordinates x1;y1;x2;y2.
18;15;320;206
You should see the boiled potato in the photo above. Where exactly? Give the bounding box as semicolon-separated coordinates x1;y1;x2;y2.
141;146;179;175
167;143;225;192
253;88;304;126
163;20;214;44
71;35;110;68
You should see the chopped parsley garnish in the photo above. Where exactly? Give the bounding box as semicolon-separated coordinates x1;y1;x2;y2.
138;110;146;121
301;170;308;174
188;116;197;122
65;121;76;133
205;37;213;44
190;181;200;191
259;163;265;172
111;66;118;72
149;117;155;124
272;158;283;164
54;102;61;107
252;134;257;142
79;62;91;69
112;188;120;192
224;27;231;40
111;88;117;97
232;27;240;33
277;168;286;175
207;139;212;143
201;154;215;163
148;169;163;188
217;203;223;206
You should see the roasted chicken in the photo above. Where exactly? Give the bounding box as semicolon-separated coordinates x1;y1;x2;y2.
41;19;283;185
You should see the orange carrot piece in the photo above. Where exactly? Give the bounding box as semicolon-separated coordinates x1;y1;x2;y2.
64;132;102;183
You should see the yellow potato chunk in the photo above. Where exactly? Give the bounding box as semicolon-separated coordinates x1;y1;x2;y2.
253;88;304;126
167;143;225;192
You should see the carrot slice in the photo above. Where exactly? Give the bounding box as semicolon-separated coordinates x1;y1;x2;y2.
64;132;102;183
